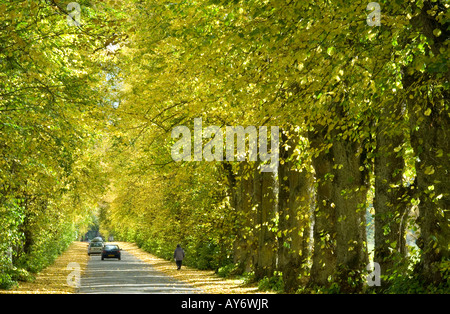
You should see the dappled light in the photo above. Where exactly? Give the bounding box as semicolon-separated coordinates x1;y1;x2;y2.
118;242;261;294
0;0;448;294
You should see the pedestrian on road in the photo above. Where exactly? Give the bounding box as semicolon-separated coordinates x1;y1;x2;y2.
173;244;185;270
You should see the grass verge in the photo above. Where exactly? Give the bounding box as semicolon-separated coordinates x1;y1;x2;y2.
0;241;89;294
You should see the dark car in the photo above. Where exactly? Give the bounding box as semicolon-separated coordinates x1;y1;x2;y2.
101;244;121;260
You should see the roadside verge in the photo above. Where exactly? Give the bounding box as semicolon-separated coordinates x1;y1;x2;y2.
0;241;89;294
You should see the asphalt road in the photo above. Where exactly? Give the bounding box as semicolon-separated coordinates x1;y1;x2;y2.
78;248;200;294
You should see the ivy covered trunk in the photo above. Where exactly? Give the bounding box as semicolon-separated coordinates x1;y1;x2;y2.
402;0;450;285
374;101;409;285
332;135;369;292
232;162;256;274
404;71;450;284
254;169;277;281
277;129;312;292
308;126;336;288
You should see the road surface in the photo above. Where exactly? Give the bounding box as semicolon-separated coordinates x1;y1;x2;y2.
78;248;200;294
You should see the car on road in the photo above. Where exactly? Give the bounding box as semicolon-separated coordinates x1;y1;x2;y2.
101;244;121;260
88;241;104;255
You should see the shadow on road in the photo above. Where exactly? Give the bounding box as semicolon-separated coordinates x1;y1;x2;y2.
79;249;201;294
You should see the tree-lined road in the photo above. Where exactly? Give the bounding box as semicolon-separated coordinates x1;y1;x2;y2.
78;249;200;294
1;0;448;295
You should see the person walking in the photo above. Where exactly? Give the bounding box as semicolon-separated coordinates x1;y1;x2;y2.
173;244;185;270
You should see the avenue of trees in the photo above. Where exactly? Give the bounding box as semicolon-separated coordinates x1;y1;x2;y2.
0;0;119;288
1;0;448;293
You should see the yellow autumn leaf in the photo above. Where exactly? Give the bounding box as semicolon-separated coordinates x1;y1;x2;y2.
433;28;442;37
424;165;435;175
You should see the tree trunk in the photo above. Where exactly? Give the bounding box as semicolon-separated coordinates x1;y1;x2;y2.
308;103;370;292
332;136;369;293
308;127;336;288
278;128;313;292
254;167;277;281
402;0;450;285
404;71;450;285
233;162;256;274
374;101;409;286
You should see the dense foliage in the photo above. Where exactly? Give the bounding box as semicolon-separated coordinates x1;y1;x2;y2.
0;0;119;289
102;0;449;293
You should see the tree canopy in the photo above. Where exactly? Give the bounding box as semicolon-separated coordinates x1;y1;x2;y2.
1;0;448;293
